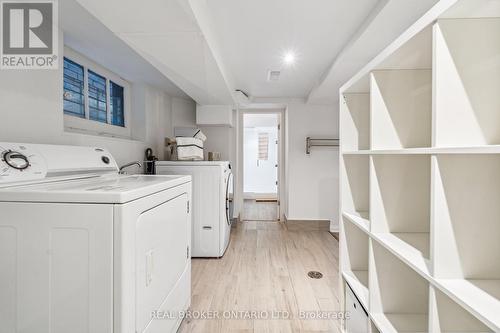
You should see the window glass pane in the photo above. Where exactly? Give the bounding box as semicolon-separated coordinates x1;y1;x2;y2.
88;70;107;123
110;81;125;127
63;58;85;118
258;132;269;160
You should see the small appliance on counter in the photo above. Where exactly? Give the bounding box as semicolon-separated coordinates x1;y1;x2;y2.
144;147;158;174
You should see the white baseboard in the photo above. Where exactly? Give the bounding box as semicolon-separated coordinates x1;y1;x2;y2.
284;215;338;232
243;192;278;200
284;215;330;222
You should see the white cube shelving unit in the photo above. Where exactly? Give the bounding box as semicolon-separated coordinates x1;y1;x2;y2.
339;1;500;332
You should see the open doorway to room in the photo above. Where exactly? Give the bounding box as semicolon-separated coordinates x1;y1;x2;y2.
241;112;281;221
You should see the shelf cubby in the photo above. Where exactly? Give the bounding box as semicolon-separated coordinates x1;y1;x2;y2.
370;242;429;332
371;155;430;261
432;154;500;330
376;26;432;71
432;154;500;279
434;18;500;147
341;155;369;225
430;287;492;333
341;219;369;309
341;93;370;151
370;69;432;150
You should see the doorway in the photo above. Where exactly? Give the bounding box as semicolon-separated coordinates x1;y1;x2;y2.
241;112;281;221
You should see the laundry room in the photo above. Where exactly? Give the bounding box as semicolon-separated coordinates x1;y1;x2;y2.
1;0;499;332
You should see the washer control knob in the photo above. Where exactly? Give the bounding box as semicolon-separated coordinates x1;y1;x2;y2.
2;150;30;170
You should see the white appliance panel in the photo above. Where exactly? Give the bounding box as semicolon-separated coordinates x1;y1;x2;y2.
156;164;224;257
113;183;192;333
195;167;221;256
0;202;114;333
135;193;189;333
220;169;232;255
0;142;118;185
143;263;191;333
0;143;47;183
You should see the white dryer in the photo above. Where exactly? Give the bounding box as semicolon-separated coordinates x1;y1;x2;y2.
155;161;233;258
0;142;192;333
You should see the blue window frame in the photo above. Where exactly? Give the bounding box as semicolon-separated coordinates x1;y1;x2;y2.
88;70;108;123
63;58;85;118
63;57;126;128
110;81;125;127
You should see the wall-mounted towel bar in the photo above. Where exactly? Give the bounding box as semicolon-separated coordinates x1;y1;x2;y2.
306;137;339;154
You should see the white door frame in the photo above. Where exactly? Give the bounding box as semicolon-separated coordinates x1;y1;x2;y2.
237;107;287;221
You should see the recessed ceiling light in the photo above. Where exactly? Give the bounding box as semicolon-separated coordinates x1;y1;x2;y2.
283;51;296;66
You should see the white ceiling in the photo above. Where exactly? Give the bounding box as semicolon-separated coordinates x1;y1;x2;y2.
308;0;441;103
203;0;380;99
60;0;190;99
75;0;236;105
70;0;443;106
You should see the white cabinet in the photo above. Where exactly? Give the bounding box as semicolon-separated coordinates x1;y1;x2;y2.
196;105;233;127
345;283;369;333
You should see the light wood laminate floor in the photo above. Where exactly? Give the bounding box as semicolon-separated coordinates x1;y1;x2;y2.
242;200;279;221
179;221;341;333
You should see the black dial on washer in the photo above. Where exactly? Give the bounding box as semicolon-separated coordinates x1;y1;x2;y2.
2;150;30;170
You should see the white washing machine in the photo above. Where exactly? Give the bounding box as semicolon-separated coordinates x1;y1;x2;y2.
0;142;192;333
155;161;233;258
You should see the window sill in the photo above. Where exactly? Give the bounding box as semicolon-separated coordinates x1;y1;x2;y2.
63;127;144;145
64;114;132;139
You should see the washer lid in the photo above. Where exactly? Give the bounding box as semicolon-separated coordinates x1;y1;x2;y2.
0;174;191;203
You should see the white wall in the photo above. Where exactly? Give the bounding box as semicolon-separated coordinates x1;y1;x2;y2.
0;31;195;168
197;123;240;218
197;126;235;163
243;126;278;195
194;110;239;214
286;102;339;230
172;98;197;128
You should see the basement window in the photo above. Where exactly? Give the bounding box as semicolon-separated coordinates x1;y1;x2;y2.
63;58;85;118
63;47;131;138
87;70;108;123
